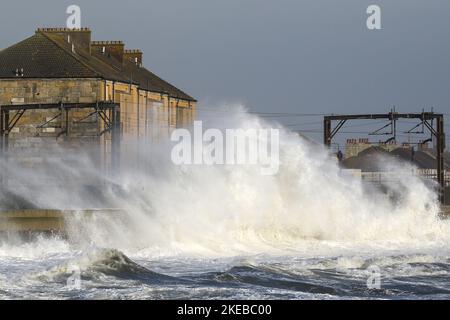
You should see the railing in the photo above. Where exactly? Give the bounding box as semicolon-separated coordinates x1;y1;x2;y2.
360;170;450;187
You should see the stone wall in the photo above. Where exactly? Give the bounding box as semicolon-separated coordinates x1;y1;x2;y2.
0;78;196;172
0;79;100;105
0;79;103;172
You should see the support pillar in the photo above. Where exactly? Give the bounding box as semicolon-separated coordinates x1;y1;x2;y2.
1;109;9;186
4;110;9;156
111;105;121;175
437;116;445;204
324;118;331;147
64;107;70;140
0;108;3;186
0;108;4;156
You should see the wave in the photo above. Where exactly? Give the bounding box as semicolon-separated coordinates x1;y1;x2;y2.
81;107;450;255
35;248;175;284
198;252;450;298
1;105;450;257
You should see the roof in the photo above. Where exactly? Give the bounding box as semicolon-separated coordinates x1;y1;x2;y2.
342;146;449;171
89;46;195;101
0;33;100;79
358;146;390;157
0;30;196;101
342;153;388;172
390;148;444;169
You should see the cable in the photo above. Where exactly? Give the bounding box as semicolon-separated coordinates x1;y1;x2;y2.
341;120;390;129
283;121;324;127
123;100;333;117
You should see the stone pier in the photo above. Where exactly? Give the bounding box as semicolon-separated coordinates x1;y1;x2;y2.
0;209;125;233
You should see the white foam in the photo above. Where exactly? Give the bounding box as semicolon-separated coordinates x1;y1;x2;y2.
1;104;449;259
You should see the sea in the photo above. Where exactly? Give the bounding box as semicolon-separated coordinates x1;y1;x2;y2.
0;107;449;300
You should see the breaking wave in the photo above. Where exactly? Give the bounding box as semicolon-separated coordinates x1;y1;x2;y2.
1;105;450;299
1;105;450;257
34;248;174;284
76;106;450;256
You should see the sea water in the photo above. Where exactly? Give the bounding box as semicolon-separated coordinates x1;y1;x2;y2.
0;106;449;299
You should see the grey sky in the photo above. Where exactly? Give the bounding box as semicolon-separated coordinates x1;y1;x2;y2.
1;0;449;142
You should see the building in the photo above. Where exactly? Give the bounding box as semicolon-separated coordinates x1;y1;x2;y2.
0;28;196;171
344;138;399;159
342;144;450;204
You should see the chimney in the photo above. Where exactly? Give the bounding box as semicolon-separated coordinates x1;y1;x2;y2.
124;49;143;67
91;41;125;63
36;28;92;53
419;140;429;151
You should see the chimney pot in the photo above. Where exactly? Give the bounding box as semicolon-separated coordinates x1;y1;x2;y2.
36;27;92;53
124;49;143;66
91;41;125;63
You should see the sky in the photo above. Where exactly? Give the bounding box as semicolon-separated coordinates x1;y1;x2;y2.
0;0;449;143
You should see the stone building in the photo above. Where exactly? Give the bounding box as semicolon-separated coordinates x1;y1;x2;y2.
344;138;398;159
0;27;196;172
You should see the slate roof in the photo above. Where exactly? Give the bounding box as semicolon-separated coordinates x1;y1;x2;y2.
89;45;194;100
0;33;98;79
0;30;196;101
342;153;388;172
390;148;447;170
342;146;450;171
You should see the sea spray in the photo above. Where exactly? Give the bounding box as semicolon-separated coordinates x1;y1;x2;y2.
0;104;449;257
0;105;450;299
